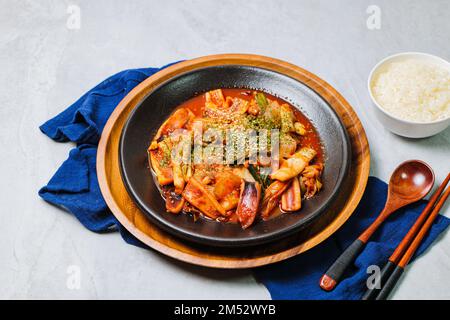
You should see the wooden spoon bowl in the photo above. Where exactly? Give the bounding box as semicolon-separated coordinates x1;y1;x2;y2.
388;160;435;204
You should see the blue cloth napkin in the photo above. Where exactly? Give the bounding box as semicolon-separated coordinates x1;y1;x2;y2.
38;66;176;248
39;65;450;300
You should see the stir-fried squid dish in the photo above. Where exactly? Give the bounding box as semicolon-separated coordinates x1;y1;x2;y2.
148;89;324;229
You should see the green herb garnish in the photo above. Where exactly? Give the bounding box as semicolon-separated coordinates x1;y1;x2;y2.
248;164;271;189
255;93;268;112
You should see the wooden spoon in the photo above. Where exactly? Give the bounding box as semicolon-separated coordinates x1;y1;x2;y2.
319;160;435;291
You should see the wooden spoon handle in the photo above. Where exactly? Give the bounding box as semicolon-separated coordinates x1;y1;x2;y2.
319;239;366;291
319;207;392;291
359;207;392;242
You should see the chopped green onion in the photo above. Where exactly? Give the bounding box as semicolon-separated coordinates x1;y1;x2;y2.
248;164;271;189
255;93;268;112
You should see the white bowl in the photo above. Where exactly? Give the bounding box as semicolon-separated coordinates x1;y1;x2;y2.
368;52;450;138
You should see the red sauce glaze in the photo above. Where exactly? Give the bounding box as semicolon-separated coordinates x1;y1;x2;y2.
177;88;324;163
155;89;325;224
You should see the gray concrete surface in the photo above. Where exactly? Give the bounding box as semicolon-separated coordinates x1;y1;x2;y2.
0;0;449;299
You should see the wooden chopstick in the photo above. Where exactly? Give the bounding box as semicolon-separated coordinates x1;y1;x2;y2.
374;177;450;300
362;173;450;300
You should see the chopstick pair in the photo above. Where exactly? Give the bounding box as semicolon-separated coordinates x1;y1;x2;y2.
362;173;450;300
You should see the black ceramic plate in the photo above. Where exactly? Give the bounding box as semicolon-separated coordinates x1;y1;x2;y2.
119;65;351;247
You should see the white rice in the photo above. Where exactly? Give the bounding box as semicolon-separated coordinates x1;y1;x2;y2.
371;58;450;122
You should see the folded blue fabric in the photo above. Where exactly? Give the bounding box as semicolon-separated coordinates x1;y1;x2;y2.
39;65;450;300
254;177;450;299
38;66;176;247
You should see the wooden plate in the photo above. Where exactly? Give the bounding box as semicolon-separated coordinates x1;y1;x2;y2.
120;64;351;247
97;54;370;268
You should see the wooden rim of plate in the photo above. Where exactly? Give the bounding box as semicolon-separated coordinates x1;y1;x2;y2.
97;54;370;269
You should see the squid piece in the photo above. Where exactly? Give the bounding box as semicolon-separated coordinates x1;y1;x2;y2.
263;100;281;126
171;133;193;193
294;122;307;136
270;147;317;182
301;163;324;199
166;190;185;214
149;148;173;186
205;89;225;106
302;163;324;179
247;99;260;116
279;133;297;158
206;95;249;118
172;161;185;194
227;97;249;114
182;163;193;181
232;167;256;183
154;108;194;141
280;103;295;133
182;177;226;219
260;180;290;219
213;172;242;199
213;171;242;211
219;190;241;211
218;210;239;224
281;177;301;212
236;181;261;229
